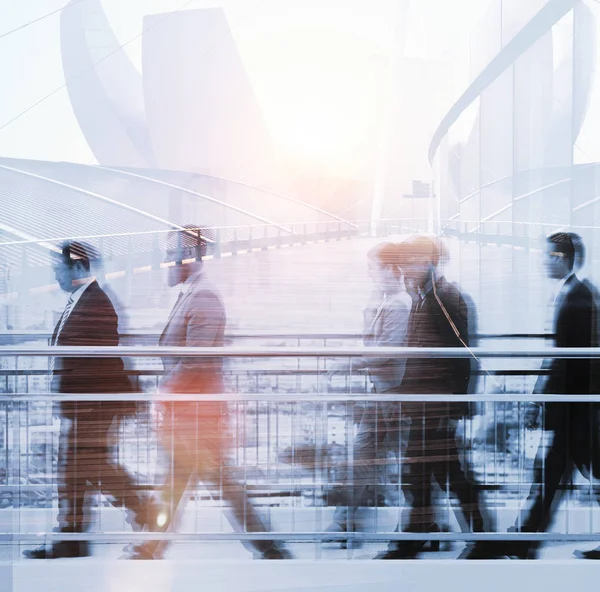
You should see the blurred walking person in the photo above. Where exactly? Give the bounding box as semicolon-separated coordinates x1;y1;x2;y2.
493;233;599;560
127;226;290;560
325;242;412;546
374;235;486;560
23;241;149;559
568;232;600;560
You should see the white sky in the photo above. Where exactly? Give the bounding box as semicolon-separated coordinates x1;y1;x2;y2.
0;0;488;166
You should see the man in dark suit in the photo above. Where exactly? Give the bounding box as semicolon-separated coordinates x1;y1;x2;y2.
374;235;486;559
498;232;599;559
568;233;600;560
128;226;289;560
23;242;149;559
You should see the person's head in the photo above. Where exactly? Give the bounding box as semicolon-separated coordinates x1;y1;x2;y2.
165;225;207;287
367;242;403;293
566;232;585;272
366;242;393;285
544;232;576;280
396;235;440;290
51;241;97;293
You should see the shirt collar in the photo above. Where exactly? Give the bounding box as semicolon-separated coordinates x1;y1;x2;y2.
180;269;204;295
418;278;434;300
69;277;95;306
555;271;575;295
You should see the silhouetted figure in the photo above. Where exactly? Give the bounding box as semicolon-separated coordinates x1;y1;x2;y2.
325;242;411;546
23;242;147;559
498;233;600;560
374;235;486;560
127;226;289;560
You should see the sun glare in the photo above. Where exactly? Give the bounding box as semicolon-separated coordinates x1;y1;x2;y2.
238;28;388;175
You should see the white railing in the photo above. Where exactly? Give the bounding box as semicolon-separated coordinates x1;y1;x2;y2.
2;346;600;548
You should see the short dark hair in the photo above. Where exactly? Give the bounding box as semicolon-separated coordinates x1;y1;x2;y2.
547;232;576;270
53;241;99;272
566;232;585;268
167;224;209;262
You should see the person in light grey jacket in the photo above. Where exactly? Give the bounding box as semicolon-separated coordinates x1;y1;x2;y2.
325;242;412;542
128;226;289;560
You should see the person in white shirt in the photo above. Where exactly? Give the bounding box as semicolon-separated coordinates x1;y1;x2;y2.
325;242;412;544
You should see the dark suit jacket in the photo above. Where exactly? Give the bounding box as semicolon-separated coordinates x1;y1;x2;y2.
536;274;597;429
400;275;472;419
159;271;226;418
52;280;135;418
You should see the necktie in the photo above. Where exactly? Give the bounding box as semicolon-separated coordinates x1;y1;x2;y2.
49;295;75;376
411;293;424;331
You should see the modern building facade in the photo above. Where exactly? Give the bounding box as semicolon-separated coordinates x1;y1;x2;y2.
432;0;600;270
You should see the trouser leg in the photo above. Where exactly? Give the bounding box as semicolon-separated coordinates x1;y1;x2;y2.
93;415;147;524
391;414;435;552
138;412;196;558
56;415;94;535
430;420;485;534
332;403;390;529
197;418;281;556
509;425;568;557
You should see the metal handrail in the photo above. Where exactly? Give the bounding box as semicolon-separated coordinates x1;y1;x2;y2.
0;217;420;248
5;532;600;543
2;393;600;402
0;345;594;358
0;331;552;340
0;368;551;377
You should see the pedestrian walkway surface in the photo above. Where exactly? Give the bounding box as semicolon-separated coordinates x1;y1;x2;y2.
2;553;598;592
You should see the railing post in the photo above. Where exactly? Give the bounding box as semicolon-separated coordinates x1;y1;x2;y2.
302;223;307;245
214;228;221;259
151;233;161;270
336;221;341;241
232;227;238;256
277;226;282;249
248;226;253;253
19;245;29;299
126;235;133;301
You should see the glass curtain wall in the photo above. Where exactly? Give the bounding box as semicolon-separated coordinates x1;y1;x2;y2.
432;0;600;336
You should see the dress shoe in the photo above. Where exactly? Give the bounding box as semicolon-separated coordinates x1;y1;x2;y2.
23;541;90;559
373;543;423;560
574;547;600;559
457;543;508;559
506;541;537;559
120;545;156;560
374;524;442;559
260;548;292;559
